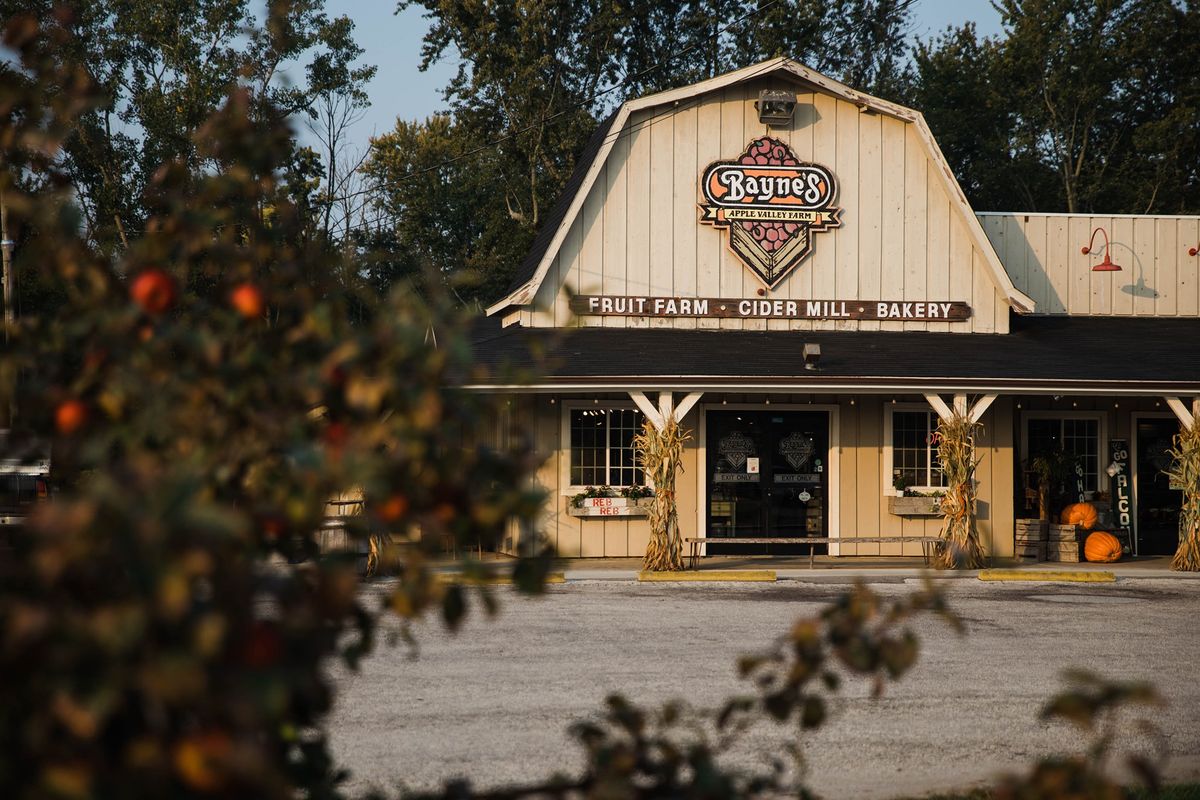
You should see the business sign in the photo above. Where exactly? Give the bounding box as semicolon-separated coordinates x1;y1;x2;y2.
1109;438;1131;531
569;295;971;321
699;136;841;290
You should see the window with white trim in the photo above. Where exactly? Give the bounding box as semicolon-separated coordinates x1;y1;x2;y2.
1025;416;1101;492
569;408;645;487
888;408;948;492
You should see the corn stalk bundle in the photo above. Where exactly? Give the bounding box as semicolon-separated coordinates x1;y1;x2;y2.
634;417;690;572
1168;422;1200;571
934;413;986;569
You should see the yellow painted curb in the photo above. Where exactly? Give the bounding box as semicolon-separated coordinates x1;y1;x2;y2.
979;569;1116;583
637;570;776;582
437;573;566;586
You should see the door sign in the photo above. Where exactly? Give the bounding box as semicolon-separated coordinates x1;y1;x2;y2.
779;431;816;469
719;431;755;469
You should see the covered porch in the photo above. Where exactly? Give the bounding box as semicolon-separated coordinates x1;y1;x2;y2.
469;315;1200;561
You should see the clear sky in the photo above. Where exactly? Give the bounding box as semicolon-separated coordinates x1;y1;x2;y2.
314;0;1004;157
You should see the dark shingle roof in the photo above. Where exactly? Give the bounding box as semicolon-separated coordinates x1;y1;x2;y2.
468;315;1200;391
495;110;621;304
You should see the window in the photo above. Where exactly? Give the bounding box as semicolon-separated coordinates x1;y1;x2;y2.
1025;416;1101;492
888;409;947;492
569;408;645;487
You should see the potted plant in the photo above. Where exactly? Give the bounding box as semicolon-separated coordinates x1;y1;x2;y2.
1028;450;1077;522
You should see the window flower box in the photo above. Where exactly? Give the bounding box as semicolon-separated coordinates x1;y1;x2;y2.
887;495;943;517
567;496;652;518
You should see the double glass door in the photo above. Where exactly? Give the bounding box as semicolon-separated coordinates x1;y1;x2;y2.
1135;418;1182;556
706;410;829;555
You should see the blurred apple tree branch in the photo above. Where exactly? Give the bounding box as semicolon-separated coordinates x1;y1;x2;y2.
0;8;547;798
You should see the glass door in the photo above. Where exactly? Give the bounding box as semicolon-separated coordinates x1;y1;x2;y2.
1135;418;1182;556
706;410;829;555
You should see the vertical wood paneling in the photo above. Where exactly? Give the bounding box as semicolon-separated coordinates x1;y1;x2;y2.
1024;215;1050;312
672;103;698;329
1181;217;1200;316
602;132;629;329
856;398;882;555
1111;216;1135;315
990;397;1015;557
603;518;626;557
719;87;746;330
902;125;928;331
878;116;905;331
926;179;951;333
839;398;858;554
857;110;883;332
695;95;723;330
547;90;1196;333
833;93;860;330
1046;216;1070;313
1068;215;1091;314
1090;216;1114;315
577;174;605;327
625;110;652;328
1155;217;1177;316
1133;217;1156;316
971;252;996;332
648;109;675;328
949;215;973;327
807;92;839;329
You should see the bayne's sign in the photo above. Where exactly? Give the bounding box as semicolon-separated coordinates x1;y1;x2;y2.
570;295;972;321
699;136;841;290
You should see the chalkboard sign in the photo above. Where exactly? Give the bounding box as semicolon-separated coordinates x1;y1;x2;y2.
1109;438;1132;531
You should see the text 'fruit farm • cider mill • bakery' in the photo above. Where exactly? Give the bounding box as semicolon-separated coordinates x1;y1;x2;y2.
466;58;1200;563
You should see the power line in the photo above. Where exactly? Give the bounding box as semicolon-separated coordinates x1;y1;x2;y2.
330;0;783;209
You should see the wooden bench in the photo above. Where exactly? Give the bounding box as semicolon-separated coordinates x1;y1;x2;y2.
683;536;944;569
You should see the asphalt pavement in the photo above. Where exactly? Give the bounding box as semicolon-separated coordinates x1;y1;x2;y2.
327;577;1200;799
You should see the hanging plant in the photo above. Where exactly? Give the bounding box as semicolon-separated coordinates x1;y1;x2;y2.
933;413;986;569
1167;422;1200;571
633;417;690;572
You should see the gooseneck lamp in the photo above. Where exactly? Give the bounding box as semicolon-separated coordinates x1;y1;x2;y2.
1081;226;1122;272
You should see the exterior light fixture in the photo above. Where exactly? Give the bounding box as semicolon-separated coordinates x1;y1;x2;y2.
756;89;796;126
803;343;821;371
1081;226;1122;272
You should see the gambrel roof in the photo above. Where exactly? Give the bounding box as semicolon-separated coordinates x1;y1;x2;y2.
487;57;1035;317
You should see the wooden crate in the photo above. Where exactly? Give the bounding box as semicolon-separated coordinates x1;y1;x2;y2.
1046;540;1082;562
1048;523;1081;542
1015;519;1048;541
1015;540;1047;561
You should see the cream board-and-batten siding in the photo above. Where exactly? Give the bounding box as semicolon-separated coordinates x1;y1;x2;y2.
491;58;1033;333
476;57;1200;562
979;213;1200;317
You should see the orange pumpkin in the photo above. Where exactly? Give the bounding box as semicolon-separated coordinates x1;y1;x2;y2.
1083;531;1122;563
1060;502;1099;530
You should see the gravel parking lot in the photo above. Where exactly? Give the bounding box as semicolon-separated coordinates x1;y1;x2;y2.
328;578;1200;798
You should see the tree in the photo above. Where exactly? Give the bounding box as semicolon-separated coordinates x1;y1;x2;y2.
904;24;1056;211
363;116;529;304
0;0;375;268
909;1;1200;213
0;12;548;797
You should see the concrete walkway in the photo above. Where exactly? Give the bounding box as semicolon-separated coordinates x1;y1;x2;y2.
434;554;1196;583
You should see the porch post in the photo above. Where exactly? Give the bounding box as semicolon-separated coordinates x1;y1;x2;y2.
1164;396;1198;428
